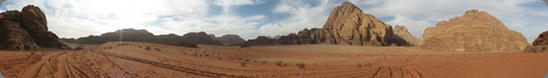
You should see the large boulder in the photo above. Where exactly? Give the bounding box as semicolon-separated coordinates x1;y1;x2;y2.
0;5;68;50
419;9;528;52
525;31;548;53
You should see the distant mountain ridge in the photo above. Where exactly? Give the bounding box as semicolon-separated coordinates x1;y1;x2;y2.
61;29;245;46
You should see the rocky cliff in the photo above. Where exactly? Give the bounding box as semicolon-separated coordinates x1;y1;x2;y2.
0;5;68;50
419;9;528;52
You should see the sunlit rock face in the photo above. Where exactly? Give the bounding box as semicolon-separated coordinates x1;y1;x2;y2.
420;9;528;52
242;2;409;47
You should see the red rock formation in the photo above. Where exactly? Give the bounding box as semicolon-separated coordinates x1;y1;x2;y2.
0;5;68;50
525;31;548;53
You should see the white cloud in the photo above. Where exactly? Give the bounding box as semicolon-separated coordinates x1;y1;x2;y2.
258;0;335;37
1;0;546;42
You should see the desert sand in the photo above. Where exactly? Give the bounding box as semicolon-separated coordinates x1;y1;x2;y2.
0;42;546;78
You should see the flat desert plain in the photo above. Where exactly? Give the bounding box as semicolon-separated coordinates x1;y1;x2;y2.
0;42;547;78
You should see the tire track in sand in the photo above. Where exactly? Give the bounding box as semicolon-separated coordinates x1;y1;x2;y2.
95;51;247;78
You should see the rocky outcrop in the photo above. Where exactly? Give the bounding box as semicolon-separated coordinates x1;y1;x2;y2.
62;29;227;47
322;2;406;46
0;5;68;50
181;32;224;45
419;9;528;52
214;34;245;45
241;2;408;47
241;36;278;47
525;31;548;53
393;25;418;46
532;31;548;46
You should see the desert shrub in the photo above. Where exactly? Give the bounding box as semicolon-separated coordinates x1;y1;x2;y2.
245;59;250;62
145;46;151;51
296;63;306;69
154;48;161;51
357;64;362;68
74;46;84;50
366;63;372;67
276;61;287;67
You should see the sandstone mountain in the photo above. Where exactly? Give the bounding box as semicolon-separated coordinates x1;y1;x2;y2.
419;9;528;52
0;5;68;50
214;34;245;45
61;29;226;47
241;2;409;47
393;25;418;46
525;31;548;53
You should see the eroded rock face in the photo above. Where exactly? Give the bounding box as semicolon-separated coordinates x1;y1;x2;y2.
525;31;548;53
393;25;418;46
532;31;548;46
0;5;68;50
0;14;39;50
241;2;408;47
420;9;528;52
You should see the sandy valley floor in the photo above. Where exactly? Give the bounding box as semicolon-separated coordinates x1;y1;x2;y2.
0;42;547;78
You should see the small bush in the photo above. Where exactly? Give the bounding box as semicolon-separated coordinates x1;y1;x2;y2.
357;64;362;68
154;48;161;51
366;63;372;67
276;61;287;67
296;63;306;69
145;46;151;51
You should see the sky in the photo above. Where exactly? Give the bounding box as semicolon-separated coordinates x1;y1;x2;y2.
0;0;547;42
